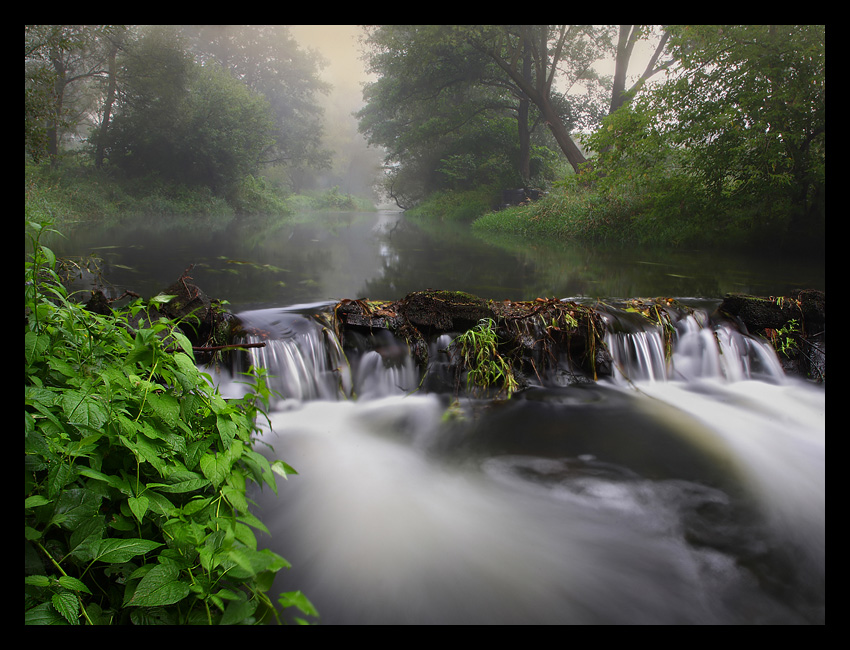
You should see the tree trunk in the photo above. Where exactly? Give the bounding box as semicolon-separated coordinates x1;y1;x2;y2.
47;51;66;166
610;26;637;114
540;98;586;172
517;42;532;184
95;39;119;169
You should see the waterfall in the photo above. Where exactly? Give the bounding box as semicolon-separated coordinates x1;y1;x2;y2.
219;301;823;625
229;304;351;403
602;306;787;386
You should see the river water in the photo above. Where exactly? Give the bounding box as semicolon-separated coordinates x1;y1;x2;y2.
54;210;825;624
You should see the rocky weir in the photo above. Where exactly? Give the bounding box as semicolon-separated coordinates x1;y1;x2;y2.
82;274;825;392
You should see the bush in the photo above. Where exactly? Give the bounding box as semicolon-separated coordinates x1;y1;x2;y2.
406;186;498;222
25;221;316;625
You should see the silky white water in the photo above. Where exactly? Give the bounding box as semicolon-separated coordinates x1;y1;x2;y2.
224;303;825;624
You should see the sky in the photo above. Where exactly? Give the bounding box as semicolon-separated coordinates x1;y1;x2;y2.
289;25;665;105
289;25;370;109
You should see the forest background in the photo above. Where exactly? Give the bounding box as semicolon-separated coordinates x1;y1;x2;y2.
25;25;824;253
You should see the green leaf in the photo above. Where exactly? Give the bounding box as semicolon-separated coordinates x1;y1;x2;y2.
51;488;101;529
126;563;190;607
51;590;80;625
271;459;297;479
25;575;52;587
147;392;180;427
77;467;132;494
68;517;106;562
200;441;243;488
278;590;319;618
147;477;210;493
150;293;176;305
220;592;257;625
127;495;149;523
216;414;238;448
25;495;52;509
200;452;229;488
25;331;50;366
93;538;163;563
222;485;248;513
58;576;92;594
25;601;68;625
60;390;108;430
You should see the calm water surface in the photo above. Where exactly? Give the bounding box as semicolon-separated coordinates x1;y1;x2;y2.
53;210;824;309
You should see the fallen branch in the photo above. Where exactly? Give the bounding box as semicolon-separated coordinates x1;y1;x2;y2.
193;342;266;351
164;342;267;354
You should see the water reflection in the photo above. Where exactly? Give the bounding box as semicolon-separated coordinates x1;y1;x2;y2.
52;210;824;309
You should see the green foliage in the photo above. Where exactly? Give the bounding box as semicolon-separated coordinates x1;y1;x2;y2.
764;318;801;358
25;221;316;625
407;186;499;222
583;25;825;250
284;187;376;213
358;26;575;206
472;183;642;245
100;26;277;195
450;318;518;398
25;162;236;227
228;175;293;216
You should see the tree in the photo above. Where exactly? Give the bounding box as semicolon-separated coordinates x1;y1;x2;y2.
465;25;613;172
358;25;590;205
359;26;529;204
25;25;119;165
102;26;277;194
179;25;332;188
587;25;825;249
609;26;672;114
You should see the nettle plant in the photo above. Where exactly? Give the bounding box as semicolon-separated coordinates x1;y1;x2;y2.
25;222;317;625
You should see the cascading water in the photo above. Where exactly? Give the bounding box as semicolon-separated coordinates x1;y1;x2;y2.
219;300;824;625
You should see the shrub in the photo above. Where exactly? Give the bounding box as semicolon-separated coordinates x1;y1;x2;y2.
25;221;316;625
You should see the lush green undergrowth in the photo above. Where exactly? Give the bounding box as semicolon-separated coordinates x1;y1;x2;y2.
25;221;317;625
285;185;376;213
471;180;813;250
406;186;499;222
25;162;375;232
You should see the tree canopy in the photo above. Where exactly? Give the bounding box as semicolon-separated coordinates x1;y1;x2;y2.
25;25;331;197
586;25;825;248
357;25;615;207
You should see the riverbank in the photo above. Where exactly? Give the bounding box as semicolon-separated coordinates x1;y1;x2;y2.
25;162;375;230
404;182;823;254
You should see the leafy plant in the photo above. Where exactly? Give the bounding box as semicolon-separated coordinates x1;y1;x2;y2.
450;318;518;398
764;318;801;359
25;220;316;625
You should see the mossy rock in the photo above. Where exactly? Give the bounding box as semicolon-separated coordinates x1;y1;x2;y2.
720;290;824;332
400;290;494;333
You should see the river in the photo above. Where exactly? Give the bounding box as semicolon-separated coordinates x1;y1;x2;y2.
54;210;825;624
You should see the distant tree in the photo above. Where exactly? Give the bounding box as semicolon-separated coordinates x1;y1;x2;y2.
358;25;589;205
608;26;672;114
102;26;276;194
25;25;118;164
179;25;332;188
463;25;613;173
